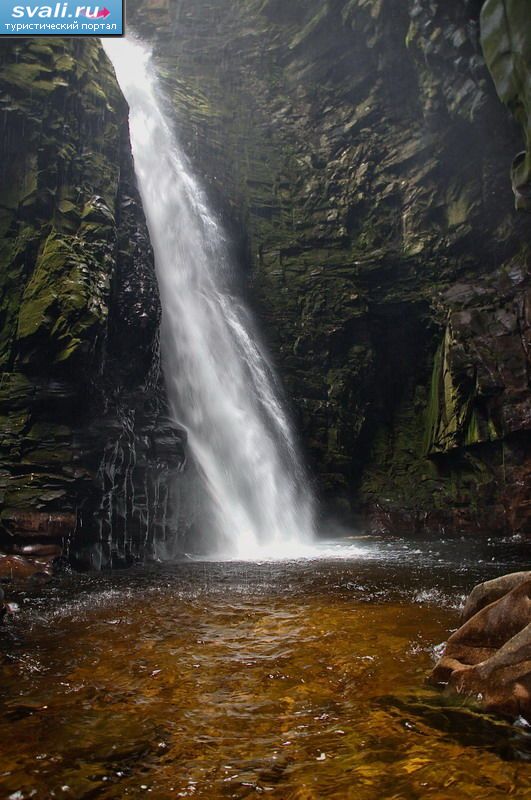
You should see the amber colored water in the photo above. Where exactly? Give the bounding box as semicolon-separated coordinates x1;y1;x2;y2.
1;537;531;799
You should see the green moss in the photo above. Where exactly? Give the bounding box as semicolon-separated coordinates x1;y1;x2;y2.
481;0;531;208
27;43;54;58
465;407;481;446
0;411;29;437
1;62;57;95
289;3;330;50
16;231;111;365
446;184;473;228
57;199;77;215
26;422;71;441
54;53;75;72
423;342;442;455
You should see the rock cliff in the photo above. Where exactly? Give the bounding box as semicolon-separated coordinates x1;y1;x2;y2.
0;38;186;571
0;0;529;567
481;0;531;210
129;0;530;536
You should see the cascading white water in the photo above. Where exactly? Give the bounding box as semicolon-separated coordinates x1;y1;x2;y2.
102;37;315;558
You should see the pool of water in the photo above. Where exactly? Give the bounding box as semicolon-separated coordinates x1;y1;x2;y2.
1;535;531;799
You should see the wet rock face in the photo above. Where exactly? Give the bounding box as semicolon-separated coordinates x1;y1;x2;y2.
129;0;530;534
481;0;531;210
430;572;531;719
0;38;187;568
0;510;74;578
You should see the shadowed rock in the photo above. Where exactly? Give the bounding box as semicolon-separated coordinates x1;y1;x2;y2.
0;39;188;568
0;511;70;580
126;0;530;534
0;510;76;540
0;554;55;580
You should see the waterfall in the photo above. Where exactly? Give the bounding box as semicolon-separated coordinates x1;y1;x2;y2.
102;37;315;558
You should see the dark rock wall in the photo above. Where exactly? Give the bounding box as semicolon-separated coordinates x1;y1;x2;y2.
129;0;530;536
0;38;187;569
0;0;528;559
481;0;531;210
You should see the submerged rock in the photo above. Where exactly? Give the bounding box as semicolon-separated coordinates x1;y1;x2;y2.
10;543;63;558
430;571;531;718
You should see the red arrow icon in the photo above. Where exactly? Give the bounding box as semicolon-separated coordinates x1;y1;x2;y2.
78;6;111;17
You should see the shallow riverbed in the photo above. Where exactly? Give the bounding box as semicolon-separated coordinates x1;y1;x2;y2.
1;535;531;799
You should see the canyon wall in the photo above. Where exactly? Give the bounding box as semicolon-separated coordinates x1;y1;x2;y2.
0;38;187;570
130;0;530;536
0;0;529;572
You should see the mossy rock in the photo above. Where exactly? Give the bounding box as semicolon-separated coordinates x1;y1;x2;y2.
16;232;111;366
481;0;531;208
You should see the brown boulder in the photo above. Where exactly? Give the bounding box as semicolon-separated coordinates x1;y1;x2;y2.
462;571;531;622
429;572;531;718
448;624;531;718
0;553;55;580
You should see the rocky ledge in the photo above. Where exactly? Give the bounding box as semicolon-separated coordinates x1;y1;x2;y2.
430;571;531;718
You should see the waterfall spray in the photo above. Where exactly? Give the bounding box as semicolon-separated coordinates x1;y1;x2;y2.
102;37;315;558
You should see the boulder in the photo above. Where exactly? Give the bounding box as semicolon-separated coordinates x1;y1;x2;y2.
0;512;67;580
0;553;55;580
462;571;531;622
429;572;531;718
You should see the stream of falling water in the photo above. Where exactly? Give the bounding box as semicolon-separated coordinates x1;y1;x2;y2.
102;37;315;558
